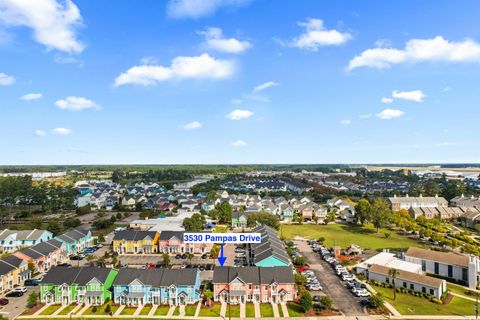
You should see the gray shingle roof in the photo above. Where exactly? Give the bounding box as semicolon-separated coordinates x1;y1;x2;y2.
42;267;112;285
113;230;158;241
213;266;294;285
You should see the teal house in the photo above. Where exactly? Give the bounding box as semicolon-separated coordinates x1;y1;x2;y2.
251;225;290;267
231;211;249;228
55;228;92;255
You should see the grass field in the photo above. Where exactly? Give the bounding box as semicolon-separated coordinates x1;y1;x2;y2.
138;305;152;316
286;303;304;317
40;305;62;315
376;286;476;316
259;303;274;317
198;304;222;317
119;307;137;315
154;305;171;316
184;304;198;316
245;303;255;317
280;223;424;250
57;304;76;315
225;304;241;318
172;306;179;316
447;283;480;297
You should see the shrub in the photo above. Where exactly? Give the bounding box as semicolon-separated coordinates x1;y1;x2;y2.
104;304;111;313
92;306;98;313
432;298;442;304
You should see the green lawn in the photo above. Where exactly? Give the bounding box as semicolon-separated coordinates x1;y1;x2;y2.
376;286;476;316
154;305;171;316
225;304;241;318
57;304;77;315
119;307;137;315
198;303;222;317
259;303;274;317
286;303;304;317
139;304;152;316
215;225;228;233
447;283;479;297
172;306;179;316
278;304;284;317
40;304;62;315
280;223;424;250
245;303;255;317
184;304;198;316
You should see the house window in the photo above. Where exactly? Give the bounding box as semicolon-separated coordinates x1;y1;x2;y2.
429;289;434;295
248;284;252;290
410;284;414;290
402;282;407;288
448;265;453;278
264;285;268;290
434;262;439;275
422;287;426;294
385;277;389;284
462;268;468;282
421;260;426;272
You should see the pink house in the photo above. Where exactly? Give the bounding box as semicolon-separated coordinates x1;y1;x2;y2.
213;266;296;304
14;239;67;272
158;231;213;255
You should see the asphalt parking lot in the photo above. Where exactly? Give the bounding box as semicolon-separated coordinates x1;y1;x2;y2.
294;239;366;316
0;286;39;319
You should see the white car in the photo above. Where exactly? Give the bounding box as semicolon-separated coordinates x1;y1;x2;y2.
342;274;355;281
13;287;27;293
352;288;370;297
309;285;323;291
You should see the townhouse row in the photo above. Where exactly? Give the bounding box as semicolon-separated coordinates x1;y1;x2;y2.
39;266;296;306
112;230;214;255
0;228;92;295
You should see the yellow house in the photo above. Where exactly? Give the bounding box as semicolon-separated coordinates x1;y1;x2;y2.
0;255;30;294
112;230;159;254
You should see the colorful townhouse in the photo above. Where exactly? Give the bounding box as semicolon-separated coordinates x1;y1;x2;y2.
113;230;159;254
0;256;30;295
231;211;249;229
250;225;290;267
55;228;93;255
40;267;118;305
113;268;201;306
213;266;296;304
14;238;67;272
0;229;53;253
158;231;214;255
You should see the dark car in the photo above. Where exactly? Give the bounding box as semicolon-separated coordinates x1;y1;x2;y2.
199;265;206;271
201;254;208;259
175;254;182;259
24;279;40;286
70;255;83;261
206;264;213;270
181;253;187;259
6;291;23;297
58;263;72;267
0;298;8;305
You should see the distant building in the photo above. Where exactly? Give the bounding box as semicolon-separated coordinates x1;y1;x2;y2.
404;247;479;289
408;206;464;220
388;195;448;211
249;225;290;267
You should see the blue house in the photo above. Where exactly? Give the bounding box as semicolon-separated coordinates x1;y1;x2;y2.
113;268;200;306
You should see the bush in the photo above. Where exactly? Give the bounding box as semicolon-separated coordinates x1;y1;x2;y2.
92;306;98;313
104;304;111;313
318;296;332;309
432;298;442;304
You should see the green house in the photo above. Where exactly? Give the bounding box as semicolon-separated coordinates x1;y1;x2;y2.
40;267;118;305
231;211;248;228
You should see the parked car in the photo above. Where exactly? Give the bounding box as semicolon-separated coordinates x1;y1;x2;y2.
24;279;40;286
58;263;72;267
6;291;23;297
13;287;27;293
296;265;310;273
0;298;8;306
201;254;208;259
342;274;355;282
175;254;182;259
352;287;370;297
70;255;83;261
84;248;96;254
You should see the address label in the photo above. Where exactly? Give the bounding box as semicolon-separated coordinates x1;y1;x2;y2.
183;232;262;244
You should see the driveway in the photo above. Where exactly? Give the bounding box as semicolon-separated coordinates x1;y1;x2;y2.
0;286;39;319
294;239;366;316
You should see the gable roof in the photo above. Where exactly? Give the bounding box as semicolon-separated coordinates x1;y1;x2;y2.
42;267;112;285
0;229;50;241
213;266;294;285
369;264;443;288
405;247;470;267
158;231;184;241
113;230;158;241
56;228;90;243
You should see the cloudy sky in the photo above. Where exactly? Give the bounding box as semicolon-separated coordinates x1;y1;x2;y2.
1;0;479;165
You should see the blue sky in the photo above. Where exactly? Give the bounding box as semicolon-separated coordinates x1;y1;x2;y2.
0;0;479;165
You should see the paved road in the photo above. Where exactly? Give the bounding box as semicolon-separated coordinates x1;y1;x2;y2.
294;239;366;316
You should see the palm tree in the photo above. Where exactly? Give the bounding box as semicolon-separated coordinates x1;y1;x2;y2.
388;268;400;301
86;254;97;267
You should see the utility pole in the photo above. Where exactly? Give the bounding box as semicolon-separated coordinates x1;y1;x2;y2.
476;291;478;320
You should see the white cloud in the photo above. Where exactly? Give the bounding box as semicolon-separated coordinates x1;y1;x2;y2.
20;92;42;101
52;127;72;135
392;90;425;102
226;108;253;120
288;18;351;51
376;108;404;120
167;0;250;19
348;36;480;70
340;119;351;125
253;81;279;92
198;27;251;54
0;72;14;85
182;121;202;130
381;97;393;104
114;53;234;87
34;129;46;136
54;96;99;111
0;0;84;53
232;139;246;147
